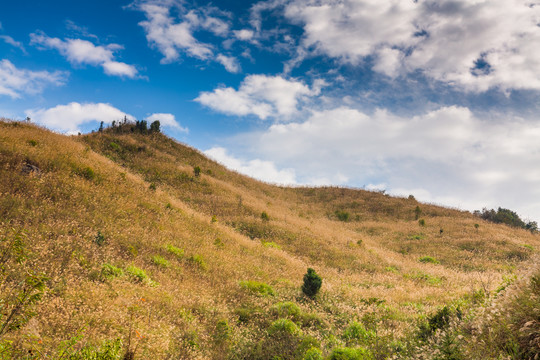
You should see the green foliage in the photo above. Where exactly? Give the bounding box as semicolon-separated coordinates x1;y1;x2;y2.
94;231;106;246
328;347;373;360
125;265;149;284
475;207;538;233
189;254;207;270
149;120;161;133
303;347;323;360
56;338;123;360
151;255;169;268
418;219;426;226
149;182;157;191
193;166;201;177
109;141;120;151
419;256;439;264
239;280;275;296
166;245;184;259
418;306;454;340
335;210;350;222
214;319;231;344
262;241;281;249
414;206;422;220
27;139;38;147
267;318;302;336
302;268;322;298
261;211;270;221
75;166;95;180
343;322;375;346
101;263;123;279
270;302;301;320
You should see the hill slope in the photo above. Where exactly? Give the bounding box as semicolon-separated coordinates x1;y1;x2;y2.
0;120;538;359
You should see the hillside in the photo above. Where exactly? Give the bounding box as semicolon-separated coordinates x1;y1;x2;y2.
0;120;538;359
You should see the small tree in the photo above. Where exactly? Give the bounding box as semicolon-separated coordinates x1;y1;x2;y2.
414;206;422;220
150;120;161;133
194;166;201;177
302;268;322;298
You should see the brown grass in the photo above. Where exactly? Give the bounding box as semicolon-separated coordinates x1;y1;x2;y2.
0;120;538;358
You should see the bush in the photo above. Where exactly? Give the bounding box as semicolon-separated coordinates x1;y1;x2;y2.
302;268;322;298
94;231;106;246
267;318;302;336
189;254;207;270
151;255;169;268
303;347;323;360
126;265;149;284
270;301;301;320
166;244;184;259
418;219;426;226
328;347;373;360
419;256;439;264
335;210;350;222
193;166;201;177
261;211;270;221
101;263;123;279
343;322;375;346
239;280;275;296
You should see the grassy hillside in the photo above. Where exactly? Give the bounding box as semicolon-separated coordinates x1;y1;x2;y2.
0;120;538;359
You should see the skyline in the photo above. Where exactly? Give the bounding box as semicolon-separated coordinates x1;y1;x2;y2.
2;0;540;221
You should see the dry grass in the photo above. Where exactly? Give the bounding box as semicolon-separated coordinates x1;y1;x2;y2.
0;120;538;359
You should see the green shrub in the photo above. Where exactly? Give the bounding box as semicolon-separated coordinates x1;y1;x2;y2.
27;139;38;147
328;347;373;360
239;280;275;296
302;268;322;298
151;255;169;268
262;241;281;249
214;319;231;343
261;211;270;221
94;231;106;246
418;219;426;226
335;210;350;222
303;347;323;360
343;322;375;346
193;166;201;177
149;182;157;191
126;265;149;284
414;206;422;220
109;141;120;151
418;306;454;340
270;301;301;320
268;318;302;336
166;244;184;259
189;254;207;270
76;166;95;180
101;263;123;279
419;256;439;264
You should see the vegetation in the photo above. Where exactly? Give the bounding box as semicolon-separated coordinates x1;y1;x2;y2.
475;207;538;233
0;119;538;359
302;268;323;298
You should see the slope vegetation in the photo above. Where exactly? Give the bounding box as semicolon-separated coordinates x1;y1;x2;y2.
0;120;538;359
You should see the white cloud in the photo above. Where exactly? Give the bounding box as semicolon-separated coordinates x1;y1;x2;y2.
26;102;134;134
145;112;188;132
204;146;296;185
234;29;255;41
0;35;26;52
195;74;320;119
0;59;67;98
233;105;540;220
283;0;540;92
30;32;138;78
216;54;241;73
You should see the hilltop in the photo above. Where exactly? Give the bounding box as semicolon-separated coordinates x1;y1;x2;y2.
0;120;538;359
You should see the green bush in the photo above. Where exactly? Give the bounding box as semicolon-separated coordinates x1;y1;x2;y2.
343;322;375;346
214;319;231;343
239;280;275;296
151;255;169;268
419;256;439;264
193;166;201;177
166;244;184;259
302;268;322;298
76;166;95;180
101;263;123;279
268;318;302;336
270;301;301;320
94;231;106;246
418;219;426;226
335;210;350;222
261;211;270;221
189;254;208;270
303;347;323;360
328;347;373;360
126;265;149;284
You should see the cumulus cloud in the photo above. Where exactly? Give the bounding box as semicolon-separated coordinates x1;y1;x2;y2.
233;29;254;41
195;74;321;119
30;31;138;78
26;102;134;134
282;0;540;92
0;59;67;98
216;54;241;73
234;105;540;219
145;112;188;132
204;146;296;185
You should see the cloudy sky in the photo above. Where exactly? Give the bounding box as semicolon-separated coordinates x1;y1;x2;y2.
2;0;540;221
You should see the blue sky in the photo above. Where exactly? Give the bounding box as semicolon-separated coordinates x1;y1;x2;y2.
2;0;540;222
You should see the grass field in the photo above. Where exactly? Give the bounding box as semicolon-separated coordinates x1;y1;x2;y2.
0;120;538;359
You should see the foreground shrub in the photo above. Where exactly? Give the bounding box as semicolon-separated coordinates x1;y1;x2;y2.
166;244;184;259
328;347;373;360
419;256;439;264
151;255;169;268
270;301;301;320
101;263;123;279
240;280;275;296
302;268;322;298
343;321;375;346
268;318;302;337
126;265;149;284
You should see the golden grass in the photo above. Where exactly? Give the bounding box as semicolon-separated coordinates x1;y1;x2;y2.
0;120;538;358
